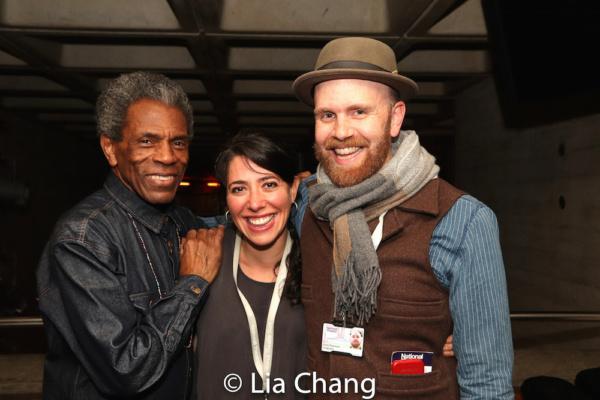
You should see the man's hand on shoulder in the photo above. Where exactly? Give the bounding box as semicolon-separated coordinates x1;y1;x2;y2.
296;171;312;182
180;225;225;283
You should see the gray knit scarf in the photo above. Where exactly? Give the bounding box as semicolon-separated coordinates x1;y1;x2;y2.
309;131;439;325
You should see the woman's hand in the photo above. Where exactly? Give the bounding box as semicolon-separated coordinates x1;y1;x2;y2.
443;334;454;357
179;225;225;283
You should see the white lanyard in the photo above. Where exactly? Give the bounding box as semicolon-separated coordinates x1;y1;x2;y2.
371;211;388;250
232;231;291;391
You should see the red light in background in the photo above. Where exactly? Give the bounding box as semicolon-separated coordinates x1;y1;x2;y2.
178;175;220;193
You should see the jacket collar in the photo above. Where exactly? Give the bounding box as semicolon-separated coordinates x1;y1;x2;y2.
104;171;175;234
395;178;440;216
379;178;440;241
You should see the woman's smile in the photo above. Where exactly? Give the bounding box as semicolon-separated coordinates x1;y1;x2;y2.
244;213;276;231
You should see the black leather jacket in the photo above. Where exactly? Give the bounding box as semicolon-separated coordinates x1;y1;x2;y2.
36;172;209;399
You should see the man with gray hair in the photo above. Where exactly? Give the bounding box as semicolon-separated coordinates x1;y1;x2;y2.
36;71;224;399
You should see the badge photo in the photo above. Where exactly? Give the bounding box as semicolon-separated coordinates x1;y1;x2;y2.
321;323;364;357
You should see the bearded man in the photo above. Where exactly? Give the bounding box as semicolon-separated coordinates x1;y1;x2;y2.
292;37;514;400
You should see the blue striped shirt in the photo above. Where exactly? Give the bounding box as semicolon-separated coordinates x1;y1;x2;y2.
430;194;514;399
200;176;514;400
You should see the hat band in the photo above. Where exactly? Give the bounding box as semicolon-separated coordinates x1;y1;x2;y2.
318;60;390;73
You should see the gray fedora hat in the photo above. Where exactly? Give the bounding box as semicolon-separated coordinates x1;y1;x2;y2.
292;37;418;107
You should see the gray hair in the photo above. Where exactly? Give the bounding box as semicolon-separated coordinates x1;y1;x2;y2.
95;71;194;141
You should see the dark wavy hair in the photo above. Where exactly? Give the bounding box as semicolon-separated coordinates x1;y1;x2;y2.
215;132;302;305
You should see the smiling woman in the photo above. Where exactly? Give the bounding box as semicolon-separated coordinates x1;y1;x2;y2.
192;132;306;400
226;156;297;267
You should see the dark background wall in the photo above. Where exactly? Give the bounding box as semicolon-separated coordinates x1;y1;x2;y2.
455;77;600;353
0;112;107;352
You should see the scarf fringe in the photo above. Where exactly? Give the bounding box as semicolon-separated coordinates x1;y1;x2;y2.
333;256;382;325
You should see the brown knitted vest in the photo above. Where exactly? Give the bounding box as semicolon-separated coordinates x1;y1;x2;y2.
301;178;465;400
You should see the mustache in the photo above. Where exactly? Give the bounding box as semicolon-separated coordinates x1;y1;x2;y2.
323;136;368;150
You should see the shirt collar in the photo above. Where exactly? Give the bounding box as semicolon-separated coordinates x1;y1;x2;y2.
104;170;175;234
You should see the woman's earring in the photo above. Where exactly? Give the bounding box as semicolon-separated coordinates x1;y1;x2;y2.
290;201;298;217
225;210;233;223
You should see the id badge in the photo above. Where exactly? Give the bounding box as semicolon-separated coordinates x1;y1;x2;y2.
321;322;364;357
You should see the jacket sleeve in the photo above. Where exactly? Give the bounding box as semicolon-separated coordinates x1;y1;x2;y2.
445;203;515;400
292;173;316;237
197;214;228;228
39;238;209;397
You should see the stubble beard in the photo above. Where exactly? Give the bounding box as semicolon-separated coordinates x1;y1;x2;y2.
315;117;392;188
